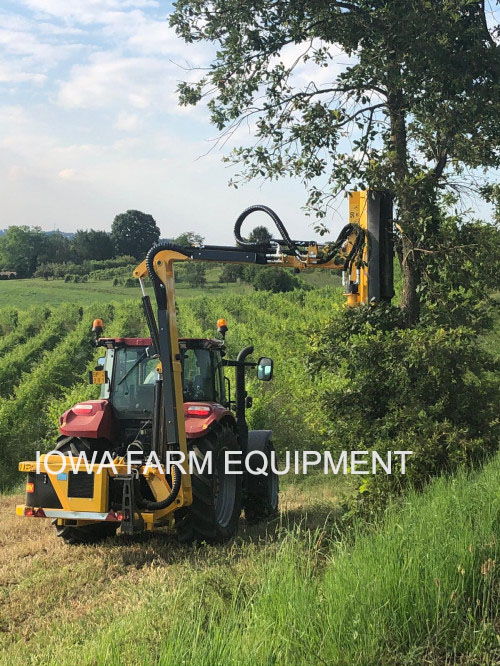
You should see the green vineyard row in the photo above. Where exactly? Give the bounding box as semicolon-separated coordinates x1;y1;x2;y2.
0;287;342;488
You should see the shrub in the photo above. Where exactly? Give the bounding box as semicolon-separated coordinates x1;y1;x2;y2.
308;304;500;514
34;263;54;280
252;268;300;293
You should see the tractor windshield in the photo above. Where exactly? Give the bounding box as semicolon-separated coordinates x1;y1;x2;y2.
112;347;159;419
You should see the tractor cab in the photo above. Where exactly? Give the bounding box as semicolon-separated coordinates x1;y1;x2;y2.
95;337;226;419
57;335;232;456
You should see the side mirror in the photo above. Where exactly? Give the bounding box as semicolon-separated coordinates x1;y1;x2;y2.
97;356;106;366
257;357;273;381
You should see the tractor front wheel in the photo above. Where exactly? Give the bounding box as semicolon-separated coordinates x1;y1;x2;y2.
244;438;279;524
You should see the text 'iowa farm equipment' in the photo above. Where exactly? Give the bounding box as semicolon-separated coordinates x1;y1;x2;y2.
17;191;393;544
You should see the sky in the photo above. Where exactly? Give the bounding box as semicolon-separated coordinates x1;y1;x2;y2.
0;1;497;244
0;0;352;244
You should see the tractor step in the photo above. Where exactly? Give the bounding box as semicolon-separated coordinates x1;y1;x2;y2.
113;473;144;535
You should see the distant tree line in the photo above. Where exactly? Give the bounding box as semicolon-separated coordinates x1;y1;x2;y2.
0;210;160;278
0;212;303;293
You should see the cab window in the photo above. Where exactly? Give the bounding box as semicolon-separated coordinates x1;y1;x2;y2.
181;348;225;404
112;347;156;419
181;348;215;401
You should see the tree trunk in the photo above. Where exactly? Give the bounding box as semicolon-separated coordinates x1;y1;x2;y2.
400;234;420;325
387;81;420;325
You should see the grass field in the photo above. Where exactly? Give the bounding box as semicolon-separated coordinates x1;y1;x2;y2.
1;272;499;664
2;457;499;665
0;268;340;307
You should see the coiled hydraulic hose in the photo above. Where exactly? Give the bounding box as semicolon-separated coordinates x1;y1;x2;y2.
234;204;365;271
234;204;302;258
134;463;182;511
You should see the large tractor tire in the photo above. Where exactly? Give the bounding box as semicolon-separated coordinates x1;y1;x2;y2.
53;436;118;545
175;423;242;544
244;432;279;524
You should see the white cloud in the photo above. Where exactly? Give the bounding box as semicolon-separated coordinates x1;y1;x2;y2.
114;112;141;131
58;53;176;110
0;26;60;62
58;167;77;180
0;12;87;90
0;105;29;124
57;49;211;119
20;1;160;25
0;64;46;84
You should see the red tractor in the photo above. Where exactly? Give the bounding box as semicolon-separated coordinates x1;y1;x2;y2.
31;328;277;544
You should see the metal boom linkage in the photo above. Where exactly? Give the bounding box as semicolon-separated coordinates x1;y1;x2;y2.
132;190;394;508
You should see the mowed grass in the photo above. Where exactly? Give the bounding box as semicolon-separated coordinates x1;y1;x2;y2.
0;268;340;307
2;458;500;666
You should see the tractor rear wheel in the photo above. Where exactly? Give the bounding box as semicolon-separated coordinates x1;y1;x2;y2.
244;439;279;524
55;435;93;458
53;436;118;545
175;423;242;544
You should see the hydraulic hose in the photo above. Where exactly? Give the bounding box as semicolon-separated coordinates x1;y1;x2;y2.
234;204;365;271
314;223;365;269
234;204;302;258
134;463;182;511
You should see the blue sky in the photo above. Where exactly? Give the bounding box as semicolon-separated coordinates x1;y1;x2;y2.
0;0;345;244
0;1;496;243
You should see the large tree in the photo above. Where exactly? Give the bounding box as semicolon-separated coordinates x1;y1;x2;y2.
111;210;160;259
72;229;114;262
0;226;47;277
171;0;500;323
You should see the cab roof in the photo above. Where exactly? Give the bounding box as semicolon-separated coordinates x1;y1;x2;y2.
97;337;225;350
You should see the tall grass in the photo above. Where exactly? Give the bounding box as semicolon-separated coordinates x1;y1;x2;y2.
155;456;500;665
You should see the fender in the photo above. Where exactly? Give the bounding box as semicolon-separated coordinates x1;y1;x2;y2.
247;429;273;456
59;400;115;440
184;402;235;439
